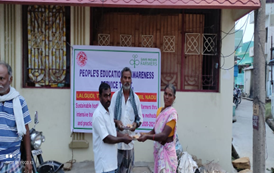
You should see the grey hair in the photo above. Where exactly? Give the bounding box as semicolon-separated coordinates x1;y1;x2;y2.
121;67;132;78
164;84;176;96
0;61;12;77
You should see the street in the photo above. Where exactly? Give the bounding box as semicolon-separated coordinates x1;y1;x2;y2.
232;99;274;172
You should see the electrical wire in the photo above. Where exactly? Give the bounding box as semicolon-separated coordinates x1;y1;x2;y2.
258;35;267;61
220;34;254;70
221;13;250;36
64;133;77;171
221;15;250;59
252;96;267;160
219;14;252;69
220;53;226;68
252;13;268;160
221;13;250;40
249;8;269;161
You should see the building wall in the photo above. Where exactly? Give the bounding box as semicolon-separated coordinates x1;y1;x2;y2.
235;40;254;88
235;73;244;86
244;69;253;97
265;9;274;96
0;5;236;172
0;4;17;88
235;30;243;49
250;4;274;97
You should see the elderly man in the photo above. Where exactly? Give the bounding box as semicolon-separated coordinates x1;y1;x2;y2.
0;61;32;173
92;82;132;173
109;67;143;173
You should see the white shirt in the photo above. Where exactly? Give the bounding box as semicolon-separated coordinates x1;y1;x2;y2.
109;90;143;150
92;102;117;173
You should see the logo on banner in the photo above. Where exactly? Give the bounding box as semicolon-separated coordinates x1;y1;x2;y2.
77;51;88;67
130;54;139;68
130;54;158;68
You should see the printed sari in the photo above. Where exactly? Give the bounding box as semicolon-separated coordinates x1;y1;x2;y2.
153;106;178;173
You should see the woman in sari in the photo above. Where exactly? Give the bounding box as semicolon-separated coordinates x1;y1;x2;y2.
137;84;178;173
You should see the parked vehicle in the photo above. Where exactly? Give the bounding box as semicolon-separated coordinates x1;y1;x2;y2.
235;86;242;104
233;88;239;109
21;111;64;173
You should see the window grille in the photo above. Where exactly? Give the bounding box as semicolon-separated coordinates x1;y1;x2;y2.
23;5;70;88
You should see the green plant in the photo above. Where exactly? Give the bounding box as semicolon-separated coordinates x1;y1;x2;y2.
265;102;271;120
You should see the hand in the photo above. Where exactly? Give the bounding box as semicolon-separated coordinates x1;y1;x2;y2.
24;162;32;173
123;135;133;144
115;120;124;131
137;134;147;142
130;122;137;132
140;132;147;136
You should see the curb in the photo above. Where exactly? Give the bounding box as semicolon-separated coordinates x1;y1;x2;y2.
242;97;253;101
242;97;271;102
266;119;274;132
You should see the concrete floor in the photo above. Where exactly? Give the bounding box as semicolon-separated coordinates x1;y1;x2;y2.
232;99;274;172
64;160;154;173
65;99;274;173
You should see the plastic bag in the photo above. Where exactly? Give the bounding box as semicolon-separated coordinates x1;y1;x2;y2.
175;133;183;159
177;152;198;173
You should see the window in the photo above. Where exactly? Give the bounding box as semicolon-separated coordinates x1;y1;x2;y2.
23;5;70;88
91;8;220;91
183;10;220;91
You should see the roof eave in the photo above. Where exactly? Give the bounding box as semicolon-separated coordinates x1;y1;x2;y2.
0;0;261;9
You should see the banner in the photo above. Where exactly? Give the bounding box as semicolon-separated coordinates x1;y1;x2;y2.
71;46;161;133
